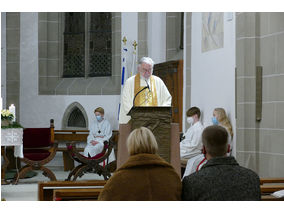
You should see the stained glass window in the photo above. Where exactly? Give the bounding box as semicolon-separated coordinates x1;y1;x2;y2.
63;12;85;77
63;12;112;78
88;12;112;77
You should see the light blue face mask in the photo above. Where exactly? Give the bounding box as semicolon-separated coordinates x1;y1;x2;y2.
96;115;102;122
212;117;219;125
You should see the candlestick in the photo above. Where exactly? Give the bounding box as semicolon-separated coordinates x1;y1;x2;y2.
9;104;16;122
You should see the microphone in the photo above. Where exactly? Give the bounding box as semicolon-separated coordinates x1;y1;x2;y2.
145;80;151;93
133;86;148;107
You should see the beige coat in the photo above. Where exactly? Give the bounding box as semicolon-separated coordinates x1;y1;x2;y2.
98;153;181;201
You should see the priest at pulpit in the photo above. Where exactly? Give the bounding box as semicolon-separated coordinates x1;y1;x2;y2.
118;57;172;124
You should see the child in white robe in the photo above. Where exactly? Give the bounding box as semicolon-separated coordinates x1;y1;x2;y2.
84;107;115;163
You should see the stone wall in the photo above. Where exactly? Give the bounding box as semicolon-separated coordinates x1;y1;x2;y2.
166;12;183;61
236;12;284;177
38;12;121;95
6;12;20;121
184;12;192;130
138;12;148;60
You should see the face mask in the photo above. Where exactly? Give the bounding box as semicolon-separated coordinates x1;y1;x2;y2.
212;117;219;125
96;115;102;122
187;117;194;125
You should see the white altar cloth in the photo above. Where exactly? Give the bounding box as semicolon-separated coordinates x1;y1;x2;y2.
1;128;24;158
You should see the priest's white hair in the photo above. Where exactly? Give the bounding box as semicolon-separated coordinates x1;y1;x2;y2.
138;57;155;72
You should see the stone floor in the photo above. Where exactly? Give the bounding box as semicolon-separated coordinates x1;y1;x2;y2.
1;167;105;201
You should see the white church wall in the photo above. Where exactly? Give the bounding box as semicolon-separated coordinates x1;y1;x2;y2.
121;12;138;77
121;12;167;72
191;12;236;156
18;12;176;133
148;12;166;64
18;12;168;168
19;13;121;131
19;12;144;132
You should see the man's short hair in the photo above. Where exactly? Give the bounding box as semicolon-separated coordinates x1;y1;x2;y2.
202;125;228;157
186;107;201;118
127;127;158;156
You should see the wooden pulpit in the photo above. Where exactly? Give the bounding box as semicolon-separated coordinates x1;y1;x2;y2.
117;106;181;177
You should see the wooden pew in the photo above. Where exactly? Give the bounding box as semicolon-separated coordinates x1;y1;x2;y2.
38;180;107;201
261;195;284;201
260;185;284;193
54;130;88;171
260;178;284;201
54;130;118;171
53;188;103;201
260;178;284;185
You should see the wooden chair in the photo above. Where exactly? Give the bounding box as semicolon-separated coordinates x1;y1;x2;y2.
65;132;118;181
13;119;58;184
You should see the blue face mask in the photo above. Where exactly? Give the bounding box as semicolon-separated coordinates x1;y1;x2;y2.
212;117;219;125
96;115;102;122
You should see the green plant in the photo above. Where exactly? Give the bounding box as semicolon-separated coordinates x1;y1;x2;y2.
1;122;23;129
1;109;14;121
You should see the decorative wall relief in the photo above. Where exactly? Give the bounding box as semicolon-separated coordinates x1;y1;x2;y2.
202;12;224;53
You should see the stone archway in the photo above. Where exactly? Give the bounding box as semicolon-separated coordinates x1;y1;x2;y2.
62;102;88;130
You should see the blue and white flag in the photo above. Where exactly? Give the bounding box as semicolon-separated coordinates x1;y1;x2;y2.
121;47;128;90
118;41;128;120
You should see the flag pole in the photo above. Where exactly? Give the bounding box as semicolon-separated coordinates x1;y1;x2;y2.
118;36;128;120
130;40;138;77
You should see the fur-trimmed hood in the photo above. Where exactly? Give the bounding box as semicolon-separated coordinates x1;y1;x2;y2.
98;153;182;201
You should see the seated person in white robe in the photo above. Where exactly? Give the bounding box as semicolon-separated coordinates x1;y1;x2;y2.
119;57;172;124
180;107;204;159
84;107;115;163
182;107;233;179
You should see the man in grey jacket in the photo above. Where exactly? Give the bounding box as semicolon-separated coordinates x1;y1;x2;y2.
182;125;261;201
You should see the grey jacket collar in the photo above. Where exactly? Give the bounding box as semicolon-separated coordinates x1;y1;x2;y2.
202;156;239;169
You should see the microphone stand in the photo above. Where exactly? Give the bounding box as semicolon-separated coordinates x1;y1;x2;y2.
145;79;151;93
133;86;148;107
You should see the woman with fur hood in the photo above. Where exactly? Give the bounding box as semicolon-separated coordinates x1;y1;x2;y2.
98;127;181;201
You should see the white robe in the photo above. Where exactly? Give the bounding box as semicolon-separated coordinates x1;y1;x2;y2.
180;121;204;159
119;74;172;124
83;118;115;163
182;153;205;179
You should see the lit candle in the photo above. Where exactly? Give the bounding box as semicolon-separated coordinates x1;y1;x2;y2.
9;104;16;122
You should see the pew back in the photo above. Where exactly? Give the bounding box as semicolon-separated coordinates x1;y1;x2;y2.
260;178;284;201
53;188;103;201
38;180;107;201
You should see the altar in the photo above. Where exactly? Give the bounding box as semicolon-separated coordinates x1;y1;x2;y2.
1;128;24;184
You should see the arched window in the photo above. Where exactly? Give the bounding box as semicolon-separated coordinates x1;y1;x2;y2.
62;102;88;130
67;107;86;128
